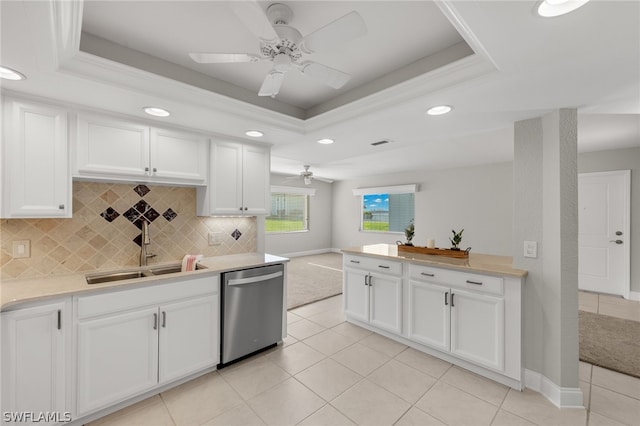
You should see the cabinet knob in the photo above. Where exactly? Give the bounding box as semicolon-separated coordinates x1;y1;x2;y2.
153;167;157;173
244;207;248;211
58;204;65;210
239;207;243;211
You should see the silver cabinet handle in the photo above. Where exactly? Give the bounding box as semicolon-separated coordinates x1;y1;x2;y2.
57;310;62;330
162;311;166;328
421;272;435;277
609;240;623;244
368;274;373;286
615;231;623;236
444;292;448;306
350;260;360;264
451;293;455;307
153;313;158;330
378;265;390;269
58;204;65;210
153;167;157;173
145;167;150;172
466;280;483;285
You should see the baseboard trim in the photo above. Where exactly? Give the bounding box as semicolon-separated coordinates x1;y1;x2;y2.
278;248;334;258
628;291;640;301
524;369;585;408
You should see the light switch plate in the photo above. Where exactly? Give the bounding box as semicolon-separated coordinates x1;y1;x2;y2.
208;232;222;246
524;240;538;258
12;240;31;258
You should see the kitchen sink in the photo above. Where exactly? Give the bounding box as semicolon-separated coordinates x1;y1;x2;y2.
85;263;203;284
85;271;147;284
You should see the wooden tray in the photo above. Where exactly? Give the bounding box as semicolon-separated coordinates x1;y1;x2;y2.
397;245;470;258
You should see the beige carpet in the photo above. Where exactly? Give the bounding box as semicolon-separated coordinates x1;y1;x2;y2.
579;310;640;378
286;252;343;309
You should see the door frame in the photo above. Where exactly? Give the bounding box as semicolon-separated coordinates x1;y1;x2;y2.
578;170;631;299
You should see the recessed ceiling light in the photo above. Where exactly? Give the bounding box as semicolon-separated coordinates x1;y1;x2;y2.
317;138;334;145
536;0;590;17
0;66;26;81
143;107;170;117
245;130;264;138
426;105;452;116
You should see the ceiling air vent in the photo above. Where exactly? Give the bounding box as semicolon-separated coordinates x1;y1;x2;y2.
371;140;390;146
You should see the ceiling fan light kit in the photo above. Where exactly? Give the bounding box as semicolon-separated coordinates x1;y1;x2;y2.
283;165;334;185
190;2;367;98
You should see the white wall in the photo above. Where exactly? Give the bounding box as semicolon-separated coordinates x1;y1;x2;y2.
578;146;640;296
331;162;513;255
265;173;333;256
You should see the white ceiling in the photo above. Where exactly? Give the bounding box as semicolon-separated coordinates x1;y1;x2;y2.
1;0;639;182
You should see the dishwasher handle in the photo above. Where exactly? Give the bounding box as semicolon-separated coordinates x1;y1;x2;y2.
227;271;283;286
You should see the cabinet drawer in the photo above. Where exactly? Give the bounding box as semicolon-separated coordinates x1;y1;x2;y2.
344;255;402;276
77;275;219;319
409;264;503;296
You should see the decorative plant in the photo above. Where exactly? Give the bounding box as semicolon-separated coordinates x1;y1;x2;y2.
450;228;464;249
404;220;415;246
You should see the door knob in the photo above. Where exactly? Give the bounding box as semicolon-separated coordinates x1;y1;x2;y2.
609;240;623;244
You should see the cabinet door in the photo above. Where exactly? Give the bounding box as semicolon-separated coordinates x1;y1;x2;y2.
450;289;504;371
369;273;402;334
209;141;243;214
76;307;159;416
75;113;149;178
2;99;70;218
407;280;450;351
1;301;69;425
242;144;270;215
343;269;369;323
158;295;219;384
150;128;208;184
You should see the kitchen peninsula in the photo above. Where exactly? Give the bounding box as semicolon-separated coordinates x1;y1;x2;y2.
341;244;527;389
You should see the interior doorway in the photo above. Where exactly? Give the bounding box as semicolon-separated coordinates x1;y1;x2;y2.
578;170;631;298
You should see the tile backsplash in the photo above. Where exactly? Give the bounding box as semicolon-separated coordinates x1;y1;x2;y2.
0;182;257;280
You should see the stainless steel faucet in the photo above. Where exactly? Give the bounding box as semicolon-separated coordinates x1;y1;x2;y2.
139;220;156;266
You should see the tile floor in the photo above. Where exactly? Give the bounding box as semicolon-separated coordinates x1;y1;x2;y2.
90;294;640;426
578;291;640;322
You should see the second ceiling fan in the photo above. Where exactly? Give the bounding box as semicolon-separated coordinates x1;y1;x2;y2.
189;2;367;98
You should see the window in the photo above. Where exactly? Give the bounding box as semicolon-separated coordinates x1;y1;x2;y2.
354;185;417;233
266;186;315;233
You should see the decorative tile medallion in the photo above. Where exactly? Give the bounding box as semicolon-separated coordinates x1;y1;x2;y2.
100;207;120;222
163;208;177;222
231;229;242;240
133;184;151;197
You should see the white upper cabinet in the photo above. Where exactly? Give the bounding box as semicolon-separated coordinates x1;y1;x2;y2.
1;97;71;218
74;113;208;185
197;140;270;216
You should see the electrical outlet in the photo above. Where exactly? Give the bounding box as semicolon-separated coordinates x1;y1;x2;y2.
12;240;31;258
208;232;222;246
524;241;538;258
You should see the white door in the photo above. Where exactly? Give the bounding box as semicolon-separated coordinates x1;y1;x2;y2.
242;144;270;215
2;99;70;218
407;280;450;351
158;295;219;384
76;307;159;416
369;273;402;333
578;171;630;297
450;289;504;371
1;301;69;426
150;128;208;184
343;269;369;323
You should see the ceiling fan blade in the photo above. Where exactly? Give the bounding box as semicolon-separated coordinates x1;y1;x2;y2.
189;53;260;64
300;61;351;89
301;11;366;53
258;71;285;97
281;176;299;182
230;1;280;43
314;176;335;183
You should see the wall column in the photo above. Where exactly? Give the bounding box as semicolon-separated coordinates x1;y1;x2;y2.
513;109;582;407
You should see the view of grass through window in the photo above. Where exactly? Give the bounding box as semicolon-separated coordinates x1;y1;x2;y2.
362;193;414;232
266;193;308;233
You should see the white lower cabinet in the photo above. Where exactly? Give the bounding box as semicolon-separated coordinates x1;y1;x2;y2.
407;280;450;352
75;276;219;417
344;257;402;334
1;300;71;426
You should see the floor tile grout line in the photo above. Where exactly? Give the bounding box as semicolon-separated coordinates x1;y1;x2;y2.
158;393;178;426
590;382;640;402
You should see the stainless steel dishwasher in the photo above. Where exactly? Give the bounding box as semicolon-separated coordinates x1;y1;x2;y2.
219;263;284;367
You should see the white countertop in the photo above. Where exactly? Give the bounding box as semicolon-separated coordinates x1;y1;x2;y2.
0;252;289;311
342;244;527;278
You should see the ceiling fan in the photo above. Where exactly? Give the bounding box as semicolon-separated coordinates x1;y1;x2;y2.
189;2;367;98
283;165;333;185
